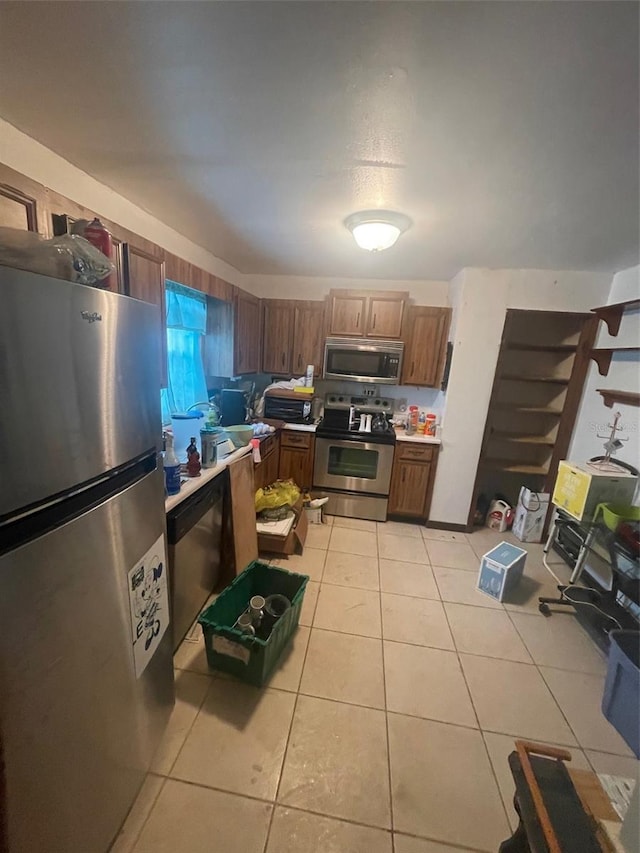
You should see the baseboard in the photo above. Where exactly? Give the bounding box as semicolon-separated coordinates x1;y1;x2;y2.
424;520;468;532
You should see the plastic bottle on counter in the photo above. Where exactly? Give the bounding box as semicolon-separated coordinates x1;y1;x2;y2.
163;431;181;495
417;411;427;434
408;406;419;434
425;413;437;437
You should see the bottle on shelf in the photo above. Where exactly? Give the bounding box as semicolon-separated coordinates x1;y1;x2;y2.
163;431;181;496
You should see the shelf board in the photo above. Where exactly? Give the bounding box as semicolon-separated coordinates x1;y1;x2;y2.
596;389;640;409
591;298;640;336
482;458;550;475
506;343;578;353
490;432;556;446
589;347;640;377
493;403;564;416
501;374;570;385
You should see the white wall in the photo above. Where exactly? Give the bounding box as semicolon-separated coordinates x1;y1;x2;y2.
429;267;613;526
243;273;449;306
0;118;243;285
569;265;640;469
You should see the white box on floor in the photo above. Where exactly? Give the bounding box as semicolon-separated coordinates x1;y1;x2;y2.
477;542;527;602
512;488;550;543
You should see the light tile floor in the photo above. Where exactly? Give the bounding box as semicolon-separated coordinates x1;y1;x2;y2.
113;520;639;853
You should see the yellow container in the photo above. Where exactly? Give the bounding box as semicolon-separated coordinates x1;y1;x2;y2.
552;461;638;521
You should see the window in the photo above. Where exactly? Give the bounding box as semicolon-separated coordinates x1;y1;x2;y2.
161;282;208;423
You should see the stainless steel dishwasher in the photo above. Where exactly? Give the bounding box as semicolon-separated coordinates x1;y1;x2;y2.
167;475;225;650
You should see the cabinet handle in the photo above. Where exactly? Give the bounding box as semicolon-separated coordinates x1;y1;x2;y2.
281;352;285;366
356;312;360;326
298;354;302;368
373;313;377;329
411;361;415;375
402;469;406;483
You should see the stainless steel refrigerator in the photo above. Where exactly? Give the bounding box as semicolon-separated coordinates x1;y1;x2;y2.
0;266;175;852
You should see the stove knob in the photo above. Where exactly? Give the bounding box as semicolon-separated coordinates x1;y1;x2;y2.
338;396;344;403
374;399;380;406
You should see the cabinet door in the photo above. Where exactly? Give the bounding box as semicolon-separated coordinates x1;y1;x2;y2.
278;443;315;489
366;296;405;338
401;307;451;387
123;243;167;387
328;293;367;336
262;301;293;375
0;165;47;235
293;301;326;376
265;440;280;486
388;460;432;517
234;290;261;374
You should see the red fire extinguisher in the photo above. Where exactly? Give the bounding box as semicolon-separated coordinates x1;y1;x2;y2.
83;217;114;290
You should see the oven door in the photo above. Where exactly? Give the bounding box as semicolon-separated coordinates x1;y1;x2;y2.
313;437;394;495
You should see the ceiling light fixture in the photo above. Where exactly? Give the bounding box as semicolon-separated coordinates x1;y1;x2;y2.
344;210;412;252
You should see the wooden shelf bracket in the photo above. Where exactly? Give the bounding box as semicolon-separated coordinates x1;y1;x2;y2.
596;389;640;409
589;347;640;376
591;298;640;337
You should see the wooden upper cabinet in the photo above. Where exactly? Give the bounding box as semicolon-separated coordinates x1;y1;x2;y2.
293;301;326;377
401;306;451;387
328;289;408;338
123;242;167;387
262;300;294;375
328;292;368;336
367;296;406;338
0;164;48;235
234;289;261;375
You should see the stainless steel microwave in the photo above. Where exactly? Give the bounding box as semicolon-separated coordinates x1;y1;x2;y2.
323;337;404;384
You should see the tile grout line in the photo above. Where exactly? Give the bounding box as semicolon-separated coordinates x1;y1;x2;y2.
261;598;318;853
438;594;514;835
116;773;167;853
162;673;218;781
376;533;396;851
503;607;594;756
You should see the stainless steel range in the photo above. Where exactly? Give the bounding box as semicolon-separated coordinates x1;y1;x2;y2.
313;393;396;521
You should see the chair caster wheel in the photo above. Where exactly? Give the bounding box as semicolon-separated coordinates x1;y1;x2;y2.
539;603;551;616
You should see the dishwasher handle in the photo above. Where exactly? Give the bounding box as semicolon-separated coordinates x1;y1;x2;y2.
167;477;225;545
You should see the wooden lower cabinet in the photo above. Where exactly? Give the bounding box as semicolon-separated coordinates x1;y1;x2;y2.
278;430;315;489
387;443;438;519
254;433;280;490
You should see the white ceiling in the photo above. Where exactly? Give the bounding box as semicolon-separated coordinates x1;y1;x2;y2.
0;1;638;279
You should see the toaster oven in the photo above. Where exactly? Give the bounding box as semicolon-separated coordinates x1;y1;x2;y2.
263;391;313;424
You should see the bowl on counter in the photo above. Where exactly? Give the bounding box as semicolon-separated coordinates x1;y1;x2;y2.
225;424;254;447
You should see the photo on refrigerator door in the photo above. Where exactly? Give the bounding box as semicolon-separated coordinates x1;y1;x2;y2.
128;534;170;677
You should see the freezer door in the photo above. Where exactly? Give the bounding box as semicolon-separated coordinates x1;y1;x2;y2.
0;465;174;853
0;267;162;517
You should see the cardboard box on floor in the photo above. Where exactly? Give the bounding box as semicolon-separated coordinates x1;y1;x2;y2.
257;497;308;555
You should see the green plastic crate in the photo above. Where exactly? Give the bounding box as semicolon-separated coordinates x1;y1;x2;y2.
198;561;308;686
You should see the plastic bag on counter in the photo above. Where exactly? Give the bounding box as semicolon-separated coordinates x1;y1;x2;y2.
0;227;115;286
255;479;301;514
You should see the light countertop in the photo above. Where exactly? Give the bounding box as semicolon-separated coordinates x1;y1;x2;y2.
164;445;252;513
395;431;442;445
281;422;317;432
